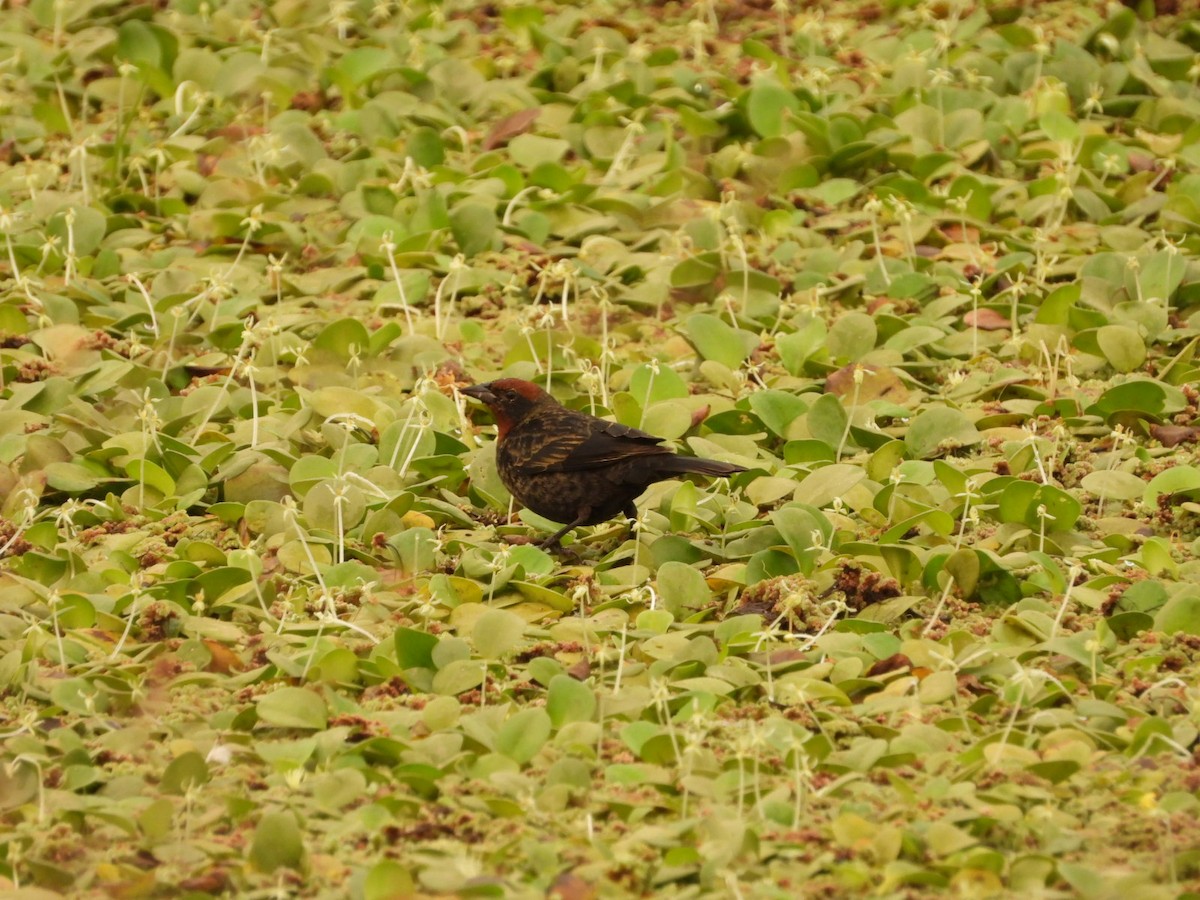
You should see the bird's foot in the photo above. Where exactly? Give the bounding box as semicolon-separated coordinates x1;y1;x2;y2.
537;536;588;563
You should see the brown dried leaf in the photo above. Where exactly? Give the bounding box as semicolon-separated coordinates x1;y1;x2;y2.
941;222;981;243
483;108;540;150
963;308;1011;330
865;653;913;678
567;658;591;681
203;640;243;674
210;124;265;141
1149;424;1200;447
957;673;989;695
825;364;909;403
550;872;597;900
1128;152;1157;173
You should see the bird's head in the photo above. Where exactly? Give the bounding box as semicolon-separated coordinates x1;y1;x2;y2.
461;378;555;438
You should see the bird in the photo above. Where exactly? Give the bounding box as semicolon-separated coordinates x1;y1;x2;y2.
461;378;746;548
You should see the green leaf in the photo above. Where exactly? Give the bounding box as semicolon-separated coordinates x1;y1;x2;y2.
44;461;103;492
495;707;552;764
1133;249;1186;304
117;20;167;68
249;810;304;873
1154;592;1200;636
511;581;575;612
256;687;328;730
365;861;416;900
796;464;866;508
546;675;595;729
126;459;176;497
48;207;108;258
1080;469;1145;502
1096;325;1145;373
472;608;526;659
395;627;438;669
450;202;497;257
407;127;445;167
806;393;848;448
1038;110;1079;143
432;658;486;695
630;363;689;405
656;561;710;616
685;314;756;368
1088;381;1165;420
825;312;876;362
771;505;828;570
944;548;980;598
333;46;394;89
312;318;371;361
747;390;808;439
506;544;555;575
160;751;210;795
745;83;800;138
997;481;1081;531
1144;465;1200;506
670;254;721;288
776;319;826;375
509;134;570;168
1114;580;1168;615
905;407;981;459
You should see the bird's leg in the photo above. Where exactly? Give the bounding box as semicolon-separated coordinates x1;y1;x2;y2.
538;513;589;550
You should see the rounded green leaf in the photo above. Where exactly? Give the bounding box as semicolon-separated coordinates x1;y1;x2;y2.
44;461;103;492
450;202;497;257
1088;381;1165;419
1144;465;1200;506
656;561;710;615
546;675;596;729
510;581;574;612
826;312;876;363
313;318;371;361
249;810;304;873
365;861;415;900
806;393;848;448
126;459;176;497
1154;593;1200;636
684;314;757;368
796;464;866;508
1081;469;1145;502
944;548;980;598
905;407;981;459
509;134;570;168
997;481;1081;531
472;608;526;659
745;83;800;138
495;707;552;764
432;658;486;696
1096;325;1146;373
256;687;328;730
161;751;210;795
747;390;809;439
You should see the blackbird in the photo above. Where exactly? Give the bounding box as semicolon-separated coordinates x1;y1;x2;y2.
462;378;746;547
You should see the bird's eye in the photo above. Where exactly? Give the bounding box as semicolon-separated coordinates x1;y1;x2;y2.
504;389;518;400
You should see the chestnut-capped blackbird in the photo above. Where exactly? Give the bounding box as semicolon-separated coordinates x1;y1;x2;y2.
462;378;746;547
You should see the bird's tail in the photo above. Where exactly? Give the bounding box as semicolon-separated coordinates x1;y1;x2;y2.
658;456;746;477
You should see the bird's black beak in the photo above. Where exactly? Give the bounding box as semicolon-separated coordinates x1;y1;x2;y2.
461;383;496;406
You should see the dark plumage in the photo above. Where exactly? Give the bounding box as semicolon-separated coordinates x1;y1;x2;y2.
462;378;746;547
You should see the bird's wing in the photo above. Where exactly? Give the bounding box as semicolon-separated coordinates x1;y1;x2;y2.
523;417;670;473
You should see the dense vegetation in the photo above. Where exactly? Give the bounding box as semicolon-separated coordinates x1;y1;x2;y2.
2;0;1200;896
